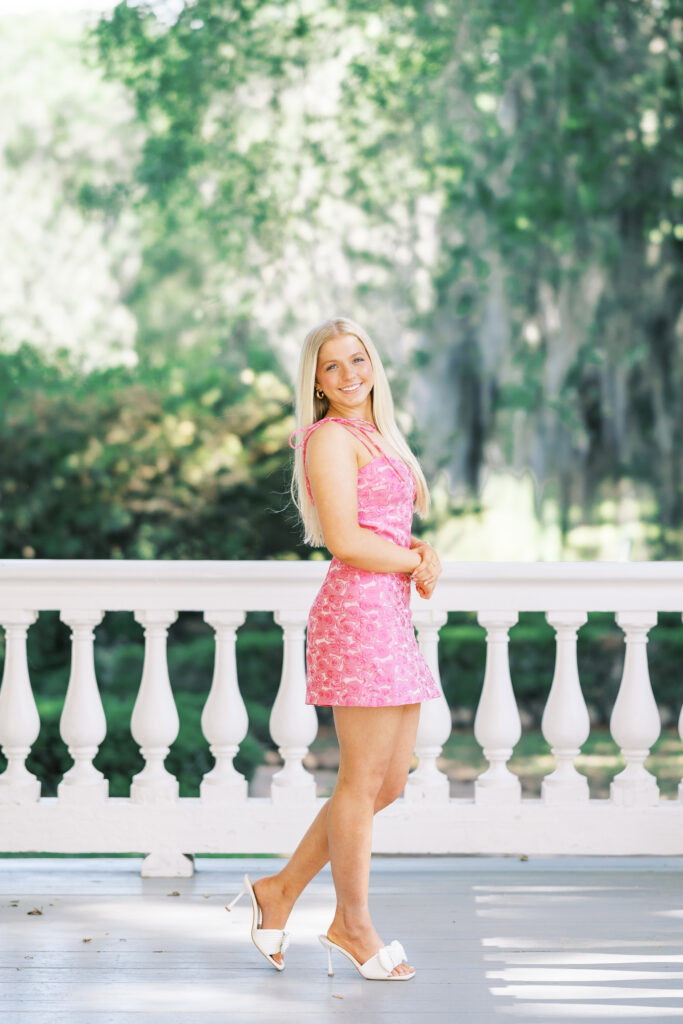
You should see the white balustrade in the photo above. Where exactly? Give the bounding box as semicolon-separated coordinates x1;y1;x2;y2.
405;609;450;802
679;611;683;803
130;609;180;804
270;609;318;804
200;611;248;802
1;559;683;871
57;608;108;803
0;610;40;803
541;611;590;804
474;610;521;804
610;611;660;807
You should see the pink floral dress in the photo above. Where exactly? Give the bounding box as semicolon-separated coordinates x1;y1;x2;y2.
289;417;440;707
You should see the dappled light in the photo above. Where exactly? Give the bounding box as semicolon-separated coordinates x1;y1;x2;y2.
4;857;683;1019
478;878;683;1020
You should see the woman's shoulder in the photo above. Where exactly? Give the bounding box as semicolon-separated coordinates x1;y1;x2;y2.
306;418;358;458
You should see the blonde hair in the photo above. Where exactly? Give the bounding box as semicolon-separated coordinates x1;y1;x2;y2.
290;317;430;547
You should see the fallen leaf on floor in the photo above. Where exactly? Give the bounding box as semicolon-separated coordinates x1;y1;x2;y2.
168;891;181;897
153;950;165;953
202;894;211;898
10;901;19;906
332;994;344;999
27;908;43;915
519;854;529;861
82;938;92;943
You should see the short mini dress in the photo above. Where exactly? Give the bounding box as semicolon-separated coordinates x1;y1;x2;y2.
288;416;441;708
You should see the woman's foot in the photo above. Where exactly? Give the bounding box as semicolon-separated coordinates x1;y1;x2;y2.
326;918;414;978
252;875;296;968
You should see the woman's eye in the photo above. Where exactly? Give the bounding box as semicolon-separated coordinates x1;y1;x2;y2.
354;357;365;363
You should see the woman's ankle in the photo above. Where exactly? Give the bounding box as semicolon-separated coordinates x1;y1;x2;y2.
330;909;374;940
257;871;299;910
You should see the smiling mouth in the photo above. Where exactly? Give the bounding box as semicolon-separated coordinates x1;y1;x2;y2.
340;383;362;393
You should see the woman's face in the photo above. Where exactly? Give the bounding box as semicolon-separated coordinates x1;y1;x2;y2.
315;334;374;419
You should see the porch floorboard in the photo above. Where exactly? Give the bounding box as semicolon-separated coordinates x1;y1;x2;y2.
2;855;683;1023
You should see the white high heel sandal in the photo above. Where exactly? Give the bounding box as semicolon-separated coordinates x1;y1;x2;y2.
318;934;415;981
225;874;290;972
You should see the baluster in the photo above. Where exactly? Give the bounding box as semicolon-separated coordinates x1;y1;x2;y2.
610;610;660;807
541;611;590;804
679;612;683;801
0;611;40;803
200;611;248;802
270;609;318;804
405;609;450;803
130;609;179;804
474;610;521;804
58;608;108;803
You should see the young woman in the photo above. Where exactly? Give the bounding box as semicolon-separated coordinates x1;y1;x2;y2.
227;317;442;980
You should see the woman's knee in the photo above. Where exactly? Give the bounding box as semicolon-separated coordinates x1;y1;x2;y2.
374;772;409;812
336;767;386;804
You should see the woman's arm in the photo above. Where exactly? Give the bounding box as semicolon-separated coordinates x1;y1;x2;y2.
306;421;422;575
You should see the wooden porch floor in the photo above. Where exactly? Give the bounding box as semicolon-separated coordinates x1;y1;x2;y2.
2;855;683;1023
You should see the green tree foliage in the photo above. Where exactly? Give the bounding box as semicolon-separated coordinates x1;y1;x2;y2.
90;0;683;553
0;14;140;369
339;0;683;547
0;342;300;560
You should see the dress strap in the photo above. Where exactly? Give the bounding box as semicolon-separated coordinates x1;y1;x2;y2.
288;417;394;506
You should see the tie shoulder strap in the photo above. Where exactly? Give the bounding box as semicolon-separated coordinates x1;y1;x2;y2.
288;417;382;505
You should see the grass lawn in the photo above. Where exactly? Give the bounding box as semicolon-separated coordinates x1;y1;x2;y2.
308;727;683;799
439;728;683;798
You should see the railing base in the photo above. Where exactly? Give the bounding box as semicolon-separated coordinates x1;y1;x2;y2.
141;850;194;877
3;796;683;874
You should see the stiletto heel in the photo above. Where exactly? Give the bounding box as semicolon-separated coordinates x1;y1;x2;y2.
317;933;414;981
225;879;248;912
225;874;290;972
319;935;334;976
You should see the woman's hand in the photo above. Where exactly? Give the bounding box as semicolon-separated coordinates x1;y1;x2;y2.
410;539;441;599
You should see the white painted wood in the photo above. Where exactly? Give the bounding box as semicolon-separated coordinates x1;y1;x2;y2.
3;794;683;855
679;612;683;803
541;611;590;804
140;847;194;878
130;609;180;805
57;608;107;804
1;560;683;868
5;856;683;1024
270;609;318;804
200;611;248;803
405;609;450;803
5;558;683;612
474;610;521;805
0;610;40;803
610;610;660;807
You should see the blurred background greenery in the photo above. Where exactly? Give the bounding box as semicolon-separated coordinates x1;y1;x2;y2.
1;0;682;794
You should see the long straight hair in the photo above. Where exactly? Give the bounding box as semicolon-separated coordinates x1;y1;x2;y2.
290;317;430;546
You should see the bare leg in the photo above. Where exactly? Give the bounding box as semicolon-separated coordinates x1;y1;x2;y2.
253;703;420;973
325;705;418;977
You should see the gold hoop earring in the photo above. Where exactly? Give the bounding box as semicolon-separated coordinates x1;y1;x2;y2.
315;388;325;400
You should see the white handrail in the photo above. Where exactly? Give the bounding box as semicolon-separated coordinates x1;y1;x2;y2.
1;558;683;610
